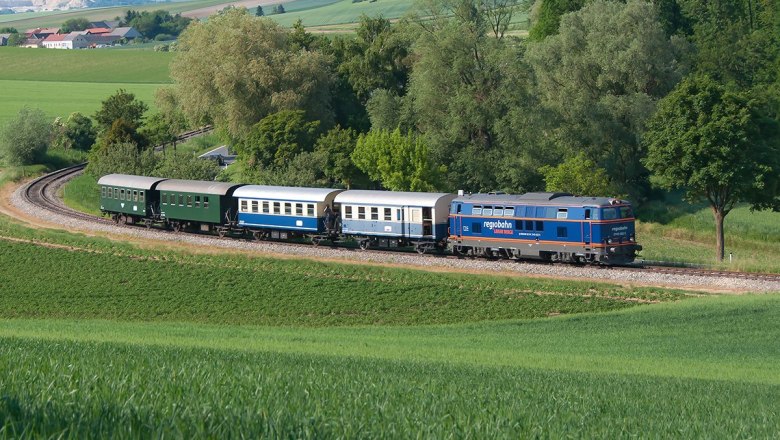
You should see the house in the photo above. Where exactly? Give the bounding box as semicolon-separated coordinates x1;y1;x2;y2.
20;37;43;48
24;27;59;38
84;34;122;47
85;27;111;35
108;27;142;40
42;33;90;49
89;20;120;30
0;33;10;46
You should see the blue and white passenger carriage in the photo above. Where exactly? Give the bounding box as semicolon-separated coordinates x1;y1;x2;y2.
334;190;456;253
234;185;344;240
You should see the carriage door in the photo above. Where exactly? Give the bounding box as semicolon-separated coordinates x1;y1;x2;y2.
399;207;407;238
410;207;423;237
583;208;592;245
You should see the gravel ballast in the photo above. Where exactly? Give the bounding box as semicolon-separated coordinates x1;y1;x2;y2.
10;182;780;293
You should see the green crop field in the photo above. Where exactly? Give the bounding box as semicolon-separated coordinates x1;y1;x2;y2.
0;47;171;124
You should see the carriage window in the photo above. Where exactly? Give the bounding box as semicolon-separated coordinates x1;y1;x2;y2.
273;202;280;214
345;206;352;219
557;226;568;238
120;189;125;200
472;205;482;215
483;206;493;216
241;200;248;212
307;204;315;216
557;208;568;219
179;195;184;206
133;191;138;202
251;201;258;213
107;188;113;199
204;196;209;208
358;207;365;220
140;191;145;203
371;207;378;220
186;195;192;207
384;208;392;221
296;203;303;216
194;196;200;207
284;203;292;215
472;223;482;233
262;201;270;213
526;220;534;231
162;193;167;205
101;187;106;198
536;221;544;231
397;209;403;221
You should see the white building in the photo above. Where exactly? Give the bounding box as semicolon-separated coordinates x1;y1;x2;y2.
42;33;90;49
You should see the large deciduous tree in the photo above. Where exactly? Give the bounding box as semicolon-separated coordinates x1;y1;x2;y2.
0;107;51;166
170;8;332;141
526;0;688;200
643;75;780;261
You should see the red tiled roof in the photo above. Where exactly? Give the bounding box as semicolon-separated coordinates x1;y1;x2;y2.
86;28;111;34
44;34;67;42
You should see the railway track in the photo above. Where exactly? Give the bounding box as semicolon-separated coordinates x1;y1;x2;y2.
19;164;780;285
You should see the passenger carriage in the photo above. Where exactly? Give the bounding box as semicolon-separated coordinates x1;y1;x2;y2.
98;174;168;225
334;190;457;253
157;179;244;235
233;185;344;242
449;193;641;264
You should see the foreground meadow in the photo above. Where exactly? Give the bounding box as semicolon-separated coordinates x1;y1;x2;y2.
0;212;778;436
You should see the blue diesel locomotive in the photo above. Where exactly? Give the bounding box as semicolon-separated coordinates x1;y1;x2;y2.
98;174;641;264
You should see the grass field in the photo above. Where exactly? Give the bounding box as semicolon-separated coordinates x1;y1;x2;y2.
0;295;778;437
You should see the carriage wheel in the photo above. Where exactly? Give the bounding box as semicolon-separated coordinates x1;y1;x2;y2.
359;240;370;250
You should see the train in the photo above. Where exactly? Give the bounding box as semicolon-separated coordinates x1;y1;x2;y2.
98;174;642;264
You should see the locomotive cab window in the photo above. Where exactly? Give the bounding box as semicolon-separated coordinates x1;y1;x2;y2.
585;209;591;220
620;207;633;218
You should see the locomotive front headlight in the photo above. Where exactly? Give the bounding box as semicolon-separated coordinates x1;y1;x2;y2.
607;238;613;244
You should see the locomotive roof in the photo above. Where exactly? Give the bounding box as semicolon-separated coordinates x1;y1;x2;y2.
234;185;344;202
97;174;168;190
455;192;626;206
335;190;456;207
156;179;243;196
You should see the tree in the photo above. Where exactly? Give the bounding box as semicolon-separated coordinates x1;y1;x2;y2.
0;107;52;166
86;141;157;178
93;89;149;132
528;0;584;41
170;8;332;141
272;4;285;14
255;5;264;16
60;17;90;33
140;113;177;149
154;150;221;180
95;118;148;151
643;75;780;261
540;152;615;196
352;128;444;191
237;110;320;171
52;112;96;151
525;0;687;200
314;126;368;188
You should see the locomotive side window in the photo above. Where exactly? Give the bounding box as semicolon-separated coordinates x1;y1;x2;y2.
345;206;352;219
473;205;482;215
483;206;493;216
307;204;315;217
526;220;534;231
515;220;523;230
263;201;270;213
620;207;633;218
252;201;259;213
504;207;514;217
557;208;568;219
536;221;544;231
585;209;591;220
384;208;392;221
472;223;482;233
371;207;378;220
241;200;247;212
493;207;502;216
557;226;568;238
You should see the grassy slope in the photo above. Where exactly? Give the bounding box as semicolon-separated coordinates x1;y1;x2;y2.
0;47;171;124
1;295;779;437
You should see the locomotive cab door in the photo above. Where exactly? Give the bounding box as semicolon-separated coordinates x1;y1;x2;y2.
583;208;593;245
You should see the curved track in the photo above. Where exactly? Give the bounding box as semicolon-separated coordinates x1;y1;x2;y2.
20;165;780;284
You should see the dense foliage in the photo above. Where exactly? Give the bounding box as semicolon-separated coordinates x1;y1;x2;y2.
0;107;52;166
121;9;192;39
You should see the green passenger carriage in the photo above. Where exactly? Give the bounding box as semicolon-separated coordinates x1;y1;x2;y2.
156;179;244;234
98;174;167;225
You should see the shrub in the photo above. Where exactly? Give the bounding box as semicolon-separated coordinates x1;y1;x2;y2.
0;107;52;166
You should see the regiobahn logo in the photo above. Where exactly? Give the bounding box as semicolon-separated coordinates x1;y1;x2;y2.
483;220;514;235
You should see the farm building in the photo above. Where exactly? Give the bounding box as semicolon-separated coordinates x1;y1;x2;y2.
42;33;90;49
